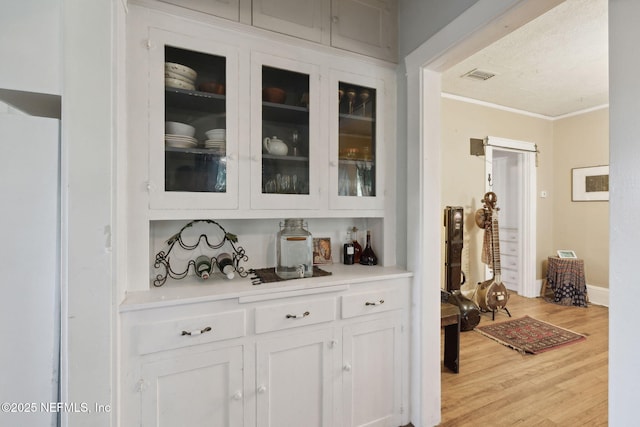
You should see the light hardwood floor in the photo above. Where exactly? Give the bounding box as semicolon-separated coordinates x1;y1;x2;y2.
440;293;608;426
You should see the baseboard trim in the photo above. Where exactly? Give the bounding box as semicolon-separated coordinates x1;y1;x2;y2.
586;284;609;307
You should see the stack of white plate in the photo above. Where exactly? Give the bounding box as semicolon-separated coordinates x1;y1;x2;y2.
165;62;197;91
204;128;226;153
165;134;198;148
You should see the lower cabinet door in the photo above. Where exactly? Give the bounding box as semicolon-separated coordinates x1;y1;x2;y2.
140;346;244;427
256;328;334;427
342;315;401;427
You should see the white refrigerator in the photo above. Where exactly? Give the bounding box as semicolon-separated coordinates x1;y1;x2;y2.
0;114;60;427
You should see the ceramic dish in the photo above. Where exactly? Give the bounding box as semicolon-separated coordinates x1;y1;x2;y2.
165;71;194;84
164;62;197;81
165;77;196;91
165;122;196;137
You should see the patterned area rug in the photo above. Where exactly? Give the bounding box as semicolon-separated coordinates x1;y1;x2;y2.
476;315;586;354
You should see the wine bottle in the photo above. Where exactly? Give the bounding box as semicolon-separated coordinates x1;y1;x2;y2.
359;230;378;266
216;252;235;280
352;226;362;264
195;255;212;279
343;229;355;265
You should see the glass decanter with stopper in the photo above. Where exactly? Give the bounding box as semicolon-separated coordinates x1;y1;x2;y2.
351;226;362;264
276;218;313;279
359;229;378;266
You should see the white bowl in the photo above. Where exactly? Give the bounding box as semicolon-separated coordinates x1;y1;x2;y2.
165;121;196;137
164;62;197;81
165;77;195;91
165;71;194;84
205;128;226;140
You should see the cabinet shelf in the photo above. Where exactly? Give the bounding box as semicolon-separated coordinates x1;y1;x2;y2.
165;88;226;114
263;154;309;162
263;102;309;124
339;158;374;165
165;146;226;156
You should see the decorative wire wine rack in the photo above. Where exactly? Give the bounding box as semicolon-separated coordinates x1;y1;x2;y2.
153;219;249;287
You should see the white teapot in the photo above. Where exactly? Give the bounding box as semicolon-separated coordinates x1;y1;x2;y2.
263;136;288;156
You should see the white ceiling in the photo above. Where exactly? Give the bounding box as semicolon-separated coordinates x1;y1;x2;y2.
441;0;608;118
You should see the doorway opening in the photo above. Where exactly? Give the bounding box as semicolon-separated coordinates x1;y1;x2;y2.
483;137;537;298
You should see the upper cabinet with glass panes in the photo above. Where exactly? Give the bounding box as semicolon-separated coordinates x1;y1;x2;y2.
249;53;321;210
128;5;394;218
145;28;240;211
329;71;386;211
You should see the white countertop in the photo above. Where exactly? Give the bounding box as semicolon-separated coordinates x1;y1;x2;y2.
120;264;413;312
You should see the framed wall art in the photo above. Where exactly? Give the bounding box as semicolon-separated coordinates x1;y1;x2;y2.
312;237;332;265
572;165;609;201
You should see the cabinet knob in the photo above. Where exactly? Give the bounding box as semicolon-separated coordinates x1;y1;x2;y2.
330;161;337;167
232;391;243;400
251;155;259;162
332;16;339;24
227;153;236;161
257;385;267;393
343;363;352;372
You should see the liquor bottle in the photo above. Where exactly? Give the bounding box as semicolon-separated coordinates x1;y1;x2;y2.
351;226;362;264
359;230;378;266
343;229;355;265
216;252;235;280
195;255;212;279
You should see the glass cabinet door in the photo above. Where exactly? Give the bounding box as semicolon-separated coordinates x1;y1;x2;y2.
330;71;385;210
149;29;238;210
250;53;320;209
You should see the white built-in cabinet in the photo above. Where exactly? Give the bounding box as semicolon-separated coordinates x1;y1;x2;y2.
256;329;334;426
152;0;397;62
121;275;411;426
330;0;397;62
159;0;243;21
127;3;394;218
123;4;406;426
140;346;244;426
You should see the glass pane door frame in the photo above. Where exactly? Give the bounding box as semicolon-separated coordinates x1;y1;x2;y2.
148;28;239;210
249;51;321;210
329;69;385;210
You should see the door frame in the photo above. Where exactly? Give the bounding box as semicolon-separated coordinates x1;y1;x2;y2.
403;1;564;425
484;136;537;298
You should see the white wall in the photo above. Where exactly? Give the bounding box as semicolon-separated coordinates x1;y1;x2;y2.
608;0;640;423
0;0;61;95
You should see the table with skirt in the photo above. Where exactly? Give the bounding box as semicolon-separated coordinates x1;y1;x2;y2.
544;256;588;307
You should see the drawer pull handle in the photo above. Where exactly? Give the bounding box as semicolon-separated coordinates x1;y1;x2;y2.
181;326;212;336
365;299;385;306
286;311;310;319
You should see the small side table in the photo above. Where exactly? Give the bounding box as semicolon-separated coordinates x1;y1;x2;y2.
441;303;460;373
544;256;588;307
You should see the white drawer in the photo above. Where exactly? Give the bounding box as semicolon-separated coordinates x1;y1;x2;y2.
501;269;518;283
501;254;519;271
500;228;518;242
500;241;519;256
135;310;246;355
255;297;336;334
341;288;401;319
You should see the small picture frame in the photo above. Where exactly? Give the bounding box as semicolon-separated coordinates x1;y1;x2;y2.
313;237;333;265
557;250;577;259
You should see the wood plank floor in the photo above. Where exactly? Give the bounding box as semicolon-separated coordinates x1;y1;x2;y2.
440;294;608;426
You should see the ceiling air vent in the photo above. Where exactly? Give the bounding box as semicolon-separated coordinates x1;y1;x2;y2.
461;68;496;81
